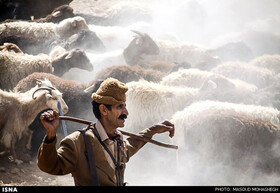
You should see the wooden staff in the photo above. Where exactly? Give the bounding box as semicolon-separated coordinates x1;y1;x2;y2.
59;116;178;150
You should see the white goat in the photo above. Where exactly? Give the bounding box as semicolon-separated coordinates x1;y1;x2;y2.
0;79;68;163
171;100;280;185
124;79;198;133
160;68;215;88
0;16;89;54
0;47;93;90
124;74;260;134
250;54;280;74
0;16;88;41
160;68;258;92
211;61;275;89
0;51;52;90
160;67;280;110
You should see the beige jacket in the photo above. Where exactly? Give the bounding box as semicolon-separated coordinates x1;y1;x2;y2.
37;124;154;186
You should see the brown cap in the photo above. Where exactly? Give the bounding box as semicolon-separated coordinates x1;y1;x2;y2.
91;78;128;105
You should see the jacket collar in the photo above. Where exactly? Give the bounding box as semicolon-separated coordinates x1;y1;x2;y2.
95;119;109;142
95;120;122;141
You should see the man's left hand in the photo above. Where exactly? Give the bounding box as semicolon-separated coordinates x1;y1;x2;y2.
149;120;175;138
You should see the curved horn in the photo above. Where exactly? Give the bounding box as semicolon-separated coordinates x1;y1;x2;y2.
32;87;54;100
131;30;145;36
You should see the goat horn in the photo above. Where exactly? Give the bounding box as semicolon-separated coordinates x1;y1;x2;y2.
32;87;54;100
84;80;104;93
83;84;95;93
131;30;145;36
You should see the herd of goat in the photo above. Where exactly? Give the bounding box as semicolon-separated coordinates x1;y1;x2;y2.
1;1;280;185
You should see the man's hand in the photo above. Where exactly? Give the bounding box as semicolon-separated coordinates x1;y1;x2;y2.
40;110;60;141
149;120;175;138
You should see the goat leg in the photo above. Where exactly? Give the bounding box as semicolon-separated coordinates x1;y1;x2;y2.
11;141;23;165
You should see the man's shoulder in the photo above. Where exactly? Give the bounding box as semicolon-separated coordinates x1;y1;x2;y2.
70;124;98;140
62;127;91;142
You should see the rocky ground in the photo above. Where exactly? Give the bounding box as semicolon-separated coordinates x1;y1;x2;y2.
0;154;74;186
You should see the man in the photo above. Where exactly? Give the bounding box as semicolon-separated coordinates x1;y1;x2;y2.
37;77;175;186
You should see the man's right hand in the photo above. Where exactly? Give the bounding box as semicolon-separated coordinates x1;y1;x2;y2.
40;110;60;141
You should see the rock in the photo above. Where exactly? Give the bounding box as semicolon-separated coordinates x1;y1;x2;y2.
0;167;6;172
15;159;24;165
10;168;20;175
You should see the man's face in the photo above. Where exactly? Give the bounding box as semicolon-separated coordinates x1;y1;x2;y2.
106;102;129;128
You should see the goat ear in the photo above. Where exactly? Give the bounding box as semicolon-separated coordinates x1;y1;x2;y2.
35;79;42;87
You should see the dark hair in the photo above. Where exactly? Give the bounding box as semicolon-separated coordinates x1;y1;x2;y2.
92;100;112;120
